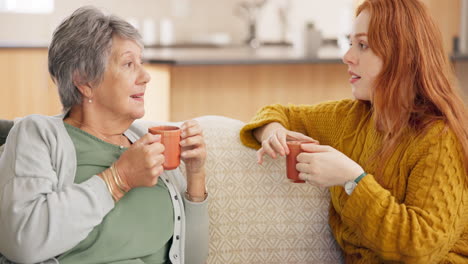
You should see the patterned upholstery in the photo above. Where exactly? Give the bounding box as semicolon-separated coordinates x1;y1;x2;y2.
189;115;344;264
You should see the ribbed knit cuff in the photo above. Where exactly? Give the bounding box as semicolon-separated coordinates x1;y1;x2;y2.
341;173;391;229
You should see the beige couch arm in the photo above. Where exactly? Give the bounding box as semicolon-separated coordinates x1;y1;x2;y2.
194;115;343;264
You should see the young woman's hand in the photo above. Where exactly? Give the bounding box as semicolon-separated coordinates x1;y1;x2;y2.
255;122;318;164
114;133;165;189
296;143;364;187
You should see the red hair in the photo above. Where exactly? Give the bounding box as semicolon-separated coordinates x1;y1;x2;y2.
357;0;468;175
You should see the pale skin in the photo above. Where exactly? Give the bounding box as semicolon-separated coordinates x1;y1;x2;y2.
254;10;381;187
65;35;206;201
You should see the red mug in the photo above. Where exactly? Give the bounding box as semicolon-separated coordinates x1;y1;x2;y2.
148;126;181;170
286;141;305;183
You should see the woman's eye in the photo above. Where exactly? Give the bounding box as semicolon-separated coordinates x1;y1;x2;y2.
125;62;133;67
359;43;368;49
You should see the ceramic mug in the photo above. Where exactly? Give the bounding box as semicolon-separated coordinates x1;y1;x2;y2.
286;141;306;183
148;126;181;170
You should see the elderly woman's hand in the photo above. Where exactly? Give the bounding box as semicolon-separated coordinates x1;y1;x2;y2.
296;143;364;187
180;120;206;175
115;133;165;189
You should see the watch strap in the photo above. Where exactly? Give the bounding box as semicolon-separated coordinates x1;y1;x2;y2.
354;172;368;183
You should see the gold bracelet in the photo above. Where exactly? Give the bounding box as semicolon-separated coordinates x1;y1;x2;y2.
102;170;118;201
185;191;208;203
110;164;127;193
101;171;113;199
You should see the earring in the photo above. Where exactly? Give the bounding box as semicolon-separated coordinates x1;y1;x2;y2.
88;98;92;103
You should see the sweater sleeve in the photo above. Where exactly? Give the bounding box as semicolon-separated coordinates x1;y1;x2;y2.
340;126;467;263
0;116;115;263
183;196;209;264
239;99;365;149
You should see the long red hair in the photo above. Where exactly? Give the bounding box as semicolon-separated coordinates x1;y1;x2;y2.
357;0;468;174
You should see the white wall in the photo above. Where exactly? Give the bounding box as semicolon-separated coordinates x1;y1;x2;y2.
0;0;355;46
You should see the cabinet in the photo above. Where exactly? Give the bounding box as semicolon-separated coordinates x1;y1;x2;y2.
0;48;61;119
1;48;467;122
0;49;354;122
153;63;352;122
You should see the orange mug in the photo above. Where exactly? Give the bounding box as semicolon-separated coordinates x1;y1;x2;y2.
148;126;181;170
286;141;305;183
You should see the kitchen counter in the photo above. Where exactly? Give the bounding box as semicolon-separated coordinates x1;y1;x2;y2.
0;41;49;49
143;46;468;65
452;53;468;61
3;42;467;64
144;46;343;65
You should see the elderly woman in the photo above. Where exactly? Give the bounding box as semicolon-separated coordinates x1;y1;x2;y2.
0;6;208;264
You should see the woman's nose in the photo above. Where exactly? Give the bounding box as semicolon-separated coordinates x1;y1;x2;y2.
342;47;357;65
139;65;151;84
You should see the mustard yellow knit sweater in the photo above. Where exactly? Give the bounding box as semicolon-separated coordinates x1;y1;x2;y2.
240;99;467;264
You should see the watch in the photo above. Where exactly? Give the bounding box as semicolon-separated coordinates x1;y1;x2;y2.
344;172;368;195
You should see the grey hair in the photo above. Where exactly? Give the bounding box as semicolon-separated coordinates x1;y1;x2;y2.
48;6;143;110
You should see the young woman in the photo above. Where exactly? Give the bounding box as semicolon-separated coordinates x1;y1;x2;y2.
240;0;467;262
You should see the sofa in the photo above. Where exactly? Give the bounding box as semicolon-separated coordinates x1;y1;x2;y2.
0;116;344;264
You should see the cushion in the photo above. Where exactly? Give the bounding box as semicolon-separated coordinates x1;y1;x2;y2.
193;116;344;264
0;120;14;146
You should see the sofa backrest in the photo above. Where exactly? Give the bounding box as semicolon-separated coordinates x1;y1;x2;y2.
191;115;343;264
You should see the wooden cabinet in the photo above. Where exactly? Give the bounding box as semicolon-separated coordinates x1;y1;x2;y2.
1;49;467;123
0;48;61;119
151;63;352;122
0;49;352;122
147;62;467;123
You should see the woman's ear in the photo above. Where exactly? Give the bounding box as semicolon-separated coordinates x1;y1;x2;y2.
72;71;93;99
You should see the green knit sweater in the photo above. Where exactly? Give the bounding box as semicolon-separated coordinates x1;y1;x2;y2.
240;99;467;263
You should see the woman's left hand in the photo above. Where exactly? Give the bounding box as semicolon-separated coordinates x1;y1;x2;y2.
296;143;364;187
180;120;206;175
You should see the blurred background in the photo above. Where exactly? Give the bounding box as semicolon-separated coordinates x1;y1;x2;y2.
1;0;467;122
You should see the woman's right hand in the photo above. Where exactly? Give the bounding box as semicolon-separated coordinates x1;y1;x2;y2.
114;133;165;189
256;123;318;164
